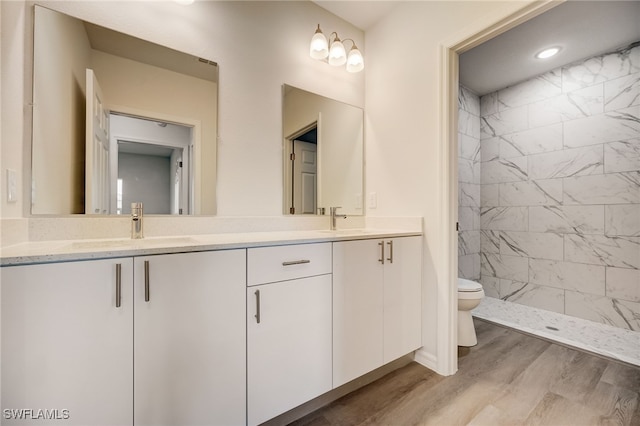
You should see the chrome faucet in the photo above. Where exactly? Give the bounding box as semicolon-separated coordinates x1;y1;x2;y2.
131;202;144;239
330;206;347;230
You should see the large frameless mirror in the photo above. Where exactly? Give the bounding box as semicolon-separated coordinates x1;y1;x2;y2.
31;5;218;215
282;85;364;216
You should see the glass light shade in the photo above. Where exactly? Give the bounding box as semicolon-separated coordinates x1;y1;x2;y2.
328;40;347;66
310;28;329;59
535;47;560;59
346;47;364;73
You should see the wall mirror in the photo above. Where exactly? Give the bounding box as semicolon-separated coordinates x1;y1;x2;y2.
282;85;364;216
31;5;218;215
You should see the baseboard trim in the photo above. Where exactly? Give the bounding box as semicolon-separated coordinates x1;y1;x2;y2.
413;348;438;372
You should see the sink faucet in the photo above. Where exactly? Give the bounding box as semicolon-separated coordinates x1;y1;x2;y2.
330;206;347;230
131;202;144;239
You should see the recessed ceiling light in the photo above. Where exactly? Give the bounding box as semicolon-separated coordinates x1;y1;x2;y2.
535;47;560;59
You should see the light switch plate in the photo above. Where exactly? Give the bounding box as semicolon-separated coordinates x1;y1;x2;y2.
7;169;18;202
368;192;377;209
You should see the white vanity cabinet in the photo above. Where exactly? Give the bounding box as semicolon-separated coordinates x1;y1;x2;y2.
1;249;246;426
246;243;332;426
133;250;246;426
333;236;422;387
1;258;134;426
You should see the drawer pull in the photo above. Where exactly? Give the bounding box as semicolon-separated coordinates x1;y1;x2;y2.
378;241;384;264
115;263;122;308
387;240;394;264
144;260;150;302
282;259;311;266
255;290;261;324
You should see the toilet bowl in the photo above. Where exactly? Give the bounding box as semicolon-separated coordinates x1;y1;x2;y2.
457;278;484;347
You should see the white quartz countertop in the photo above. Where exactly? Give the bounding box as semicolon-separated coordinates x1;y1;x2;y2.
0;229;422;266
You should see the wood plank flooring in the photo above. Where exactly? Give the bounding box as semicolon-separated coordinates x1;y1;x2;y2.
290;319;640;426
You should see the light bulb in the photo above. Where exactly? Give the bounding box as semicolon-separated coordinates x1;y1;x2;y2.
328;39;346;66
310;25;328;60
535;47;560;59
346;46;364;73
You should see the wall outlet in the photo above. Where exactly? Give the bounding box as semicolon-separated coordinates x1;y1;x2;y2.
368;192;377;209
7;169;18;203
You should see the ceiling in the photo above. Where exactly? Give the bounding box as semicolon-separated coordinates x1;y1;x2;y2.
312;1;640;95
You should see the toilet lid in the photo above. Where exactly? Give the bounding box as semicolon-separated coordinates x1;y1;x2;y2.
458;278;483;292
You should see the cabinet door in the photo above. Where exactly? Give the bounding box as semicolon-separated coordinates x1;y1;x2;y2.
383;236;422;363
247;274;332;426
1;259;133;426
332;240;384;388
134;250;246;426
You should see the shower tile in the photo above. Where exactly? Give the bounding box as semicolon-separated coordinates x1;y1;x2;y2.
480;105;528;138
529;145;603;179
479;275;500;298
498;70;562;109
459;108;481;138
459;253;481;281
480;253;529;282
500;231;564;261
564;105;640;149
480;230;500;254
458;231;480;256
458;158;476;184
481;207;528;231
480;137;500;162
500;179;563;206
565;234;640;269
459;133;481;162
604;138;640;173
562;43;640;93
529;205;604;235
500;123;563;158
563;172;640;205
499;280;565;314
529;258;605;295
459;183;481;208
480;92;499;117
565;290;640;331
605;204;640;237
459;85;480;116
604;72;640;112
481;158;528;184
529;85;604;128
606;267;640;303
458;206;480;231
481;184;499;207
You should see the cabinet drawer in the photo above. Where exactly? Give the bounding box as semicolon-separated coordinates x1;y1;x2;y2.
247;243;331;286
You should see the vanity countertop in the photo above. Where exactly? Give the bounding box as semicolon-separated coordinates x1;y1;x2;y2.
0;229;422;266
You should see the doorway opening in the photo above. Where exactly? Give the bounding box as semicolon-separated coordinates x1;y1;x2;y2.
285;122;319;215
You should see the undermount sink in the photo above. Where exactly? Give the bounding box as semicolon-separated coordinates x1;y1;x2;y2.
68;236;198;250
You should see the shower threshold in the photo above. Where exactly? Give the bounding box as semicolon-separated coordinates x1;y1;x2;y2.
472;297;640;367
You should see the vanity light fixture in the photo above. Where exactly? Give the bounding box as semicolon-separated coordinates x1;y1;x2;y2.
535;47;560;59
309;24;364;73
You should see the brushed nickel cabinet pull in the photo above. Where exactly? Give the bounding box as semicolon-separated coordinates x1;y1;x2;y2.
144;260;150;302
378;241;385;264
387;240;394;264
282;259;311;266
255;290;261;324
115;263;122;308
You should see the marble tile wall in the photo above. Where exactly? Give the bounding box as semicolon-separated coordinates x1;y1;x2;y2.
458;85;481;280
477;42;640;331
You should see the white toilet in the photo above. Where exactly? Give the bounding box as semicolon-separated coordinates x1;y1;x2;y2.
457;278;484;347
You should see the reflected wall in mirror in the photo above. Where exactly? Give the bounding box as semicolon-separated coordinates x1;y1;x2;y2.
31;5;218;215
282;85;364;216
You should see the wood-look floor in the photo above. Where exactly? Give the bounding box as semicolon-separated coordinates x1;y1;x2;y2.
290;319;640;426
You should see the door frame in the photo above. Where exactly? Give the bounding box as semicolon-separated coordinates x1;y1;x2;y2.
427;0;562;376
283;120;319;215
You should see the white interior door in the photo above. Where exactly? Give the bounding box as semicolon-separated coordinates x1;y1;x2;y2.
86;69;110;214
292;140;317;214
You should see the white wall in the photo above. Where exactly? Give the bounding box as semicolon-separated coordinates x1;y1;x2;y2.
364;1;539;373
0;0;364;219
